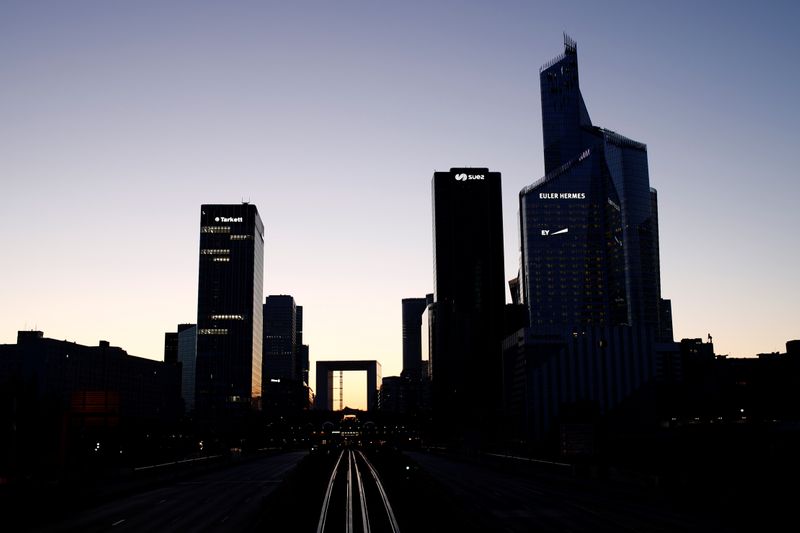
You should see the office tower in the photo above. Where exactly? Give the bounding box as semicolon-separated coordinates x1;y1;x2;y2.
401;296;429;379
177;324;197;412
520;35;666;337
431;168;506;430
165;323;197;412
262;295;313;412
295;305;309;385
297;344;309;386
164;332;179;364
195;203;264;414
503;36;678;445
263;295;297;385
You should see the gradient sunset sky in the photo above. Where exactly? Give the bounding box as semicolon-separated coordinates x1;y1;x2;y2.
2;1;798;409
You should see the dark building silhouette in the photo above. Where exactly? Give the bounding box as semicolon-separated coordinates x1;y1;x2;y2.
263;295;297;383
164;324;195;413
520;35;670;340
177;324;197;412
0;331;181;477
379;376;405;414
195;203;264;414
262;295;312;412
669;338;800;423
164;332;179;365
296;305;309;385
401;295;432;380
504;36;678;448
431;167;506;434
508;275;522;305
502;325;660;441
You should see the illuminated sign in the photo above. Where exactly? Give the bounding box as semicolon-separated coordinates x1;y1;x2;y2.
214;216;243;223
455;173;485;181
541;228;569;236
539;192;586;199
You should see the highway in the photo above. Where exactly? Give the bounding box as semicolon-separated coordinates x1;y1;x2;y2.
38;452;306;533
408;452;727;532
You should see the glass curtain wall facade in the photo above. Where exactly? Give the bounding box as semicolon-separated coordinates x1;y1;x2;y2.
195;203;264;414
263;294;297;386
521;35;664;336
401;297;429;380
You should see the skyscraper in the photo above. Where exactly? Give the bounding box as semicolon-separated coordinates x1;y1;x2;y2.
262;295;312;412
165;323;197;412
177;324;197;412
520;35;667;338
431;168;506;432
262;295;297;385
502;36;677;445
401;296;430;380
195;203;264;414
295;305;309;385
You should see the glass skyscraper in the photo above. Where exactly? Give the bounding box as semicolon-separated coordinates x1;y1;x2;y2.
195;203;264;414
401;296;430;380
520;35;668;338
431;168;506;431
263;294;297;384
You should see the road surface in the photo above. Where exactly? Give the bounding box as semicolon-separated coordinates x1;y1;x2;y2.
39;452;306;533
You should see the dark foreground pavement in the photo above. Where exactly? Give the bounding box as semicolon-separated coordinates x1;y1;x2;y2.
407;451;729;532
32;451;306;533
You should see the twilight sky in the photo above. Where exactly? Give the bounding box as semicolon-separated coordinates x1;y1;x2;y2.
1;1;798;409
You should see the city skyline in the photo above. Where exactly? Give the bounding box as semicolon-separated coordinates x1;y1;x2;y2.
2;1;799;409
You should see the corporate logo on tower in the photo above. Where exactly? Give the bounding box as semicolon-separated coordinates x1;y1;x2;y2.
454;173;485;181
214;216;243;223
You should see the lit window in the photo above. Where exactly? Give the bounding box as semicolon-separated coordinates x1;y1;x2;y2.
201;226;231;233
198;328;228;335
200;249;230;255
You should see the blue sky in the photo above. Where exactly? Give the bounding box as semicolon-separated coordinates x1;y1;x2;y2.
1;1;798;408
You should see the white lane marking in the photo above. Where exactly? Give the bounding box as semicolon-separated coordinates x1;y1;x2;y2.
357;451;400;533
346;451;354;533
354;451;371;533
316;450;345;533
112;519;126;526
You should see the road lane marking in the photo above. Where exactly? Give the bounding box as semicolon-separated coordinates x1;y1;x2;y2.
111;519;126;526
346;451;354;533
316;449;344;533
357;451;400;533
354;452;371;533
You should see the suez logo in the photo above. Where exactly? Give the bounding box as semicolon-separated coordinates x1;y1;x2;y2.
214;216;243;223
454;173;485;181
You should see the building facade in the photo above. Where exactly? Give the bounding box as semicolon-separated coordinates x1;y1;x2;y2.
177;324;197;412
263;295;297;384
401;295;432;380
505;36;677;447
296;305;309;385
520;35;670;340
0;331;181;475
431;168;506;431
195;203;264;414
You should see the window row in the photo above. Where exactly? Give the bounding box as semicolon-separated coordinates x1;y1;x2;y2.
201;226;231;233
199;328;228;335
